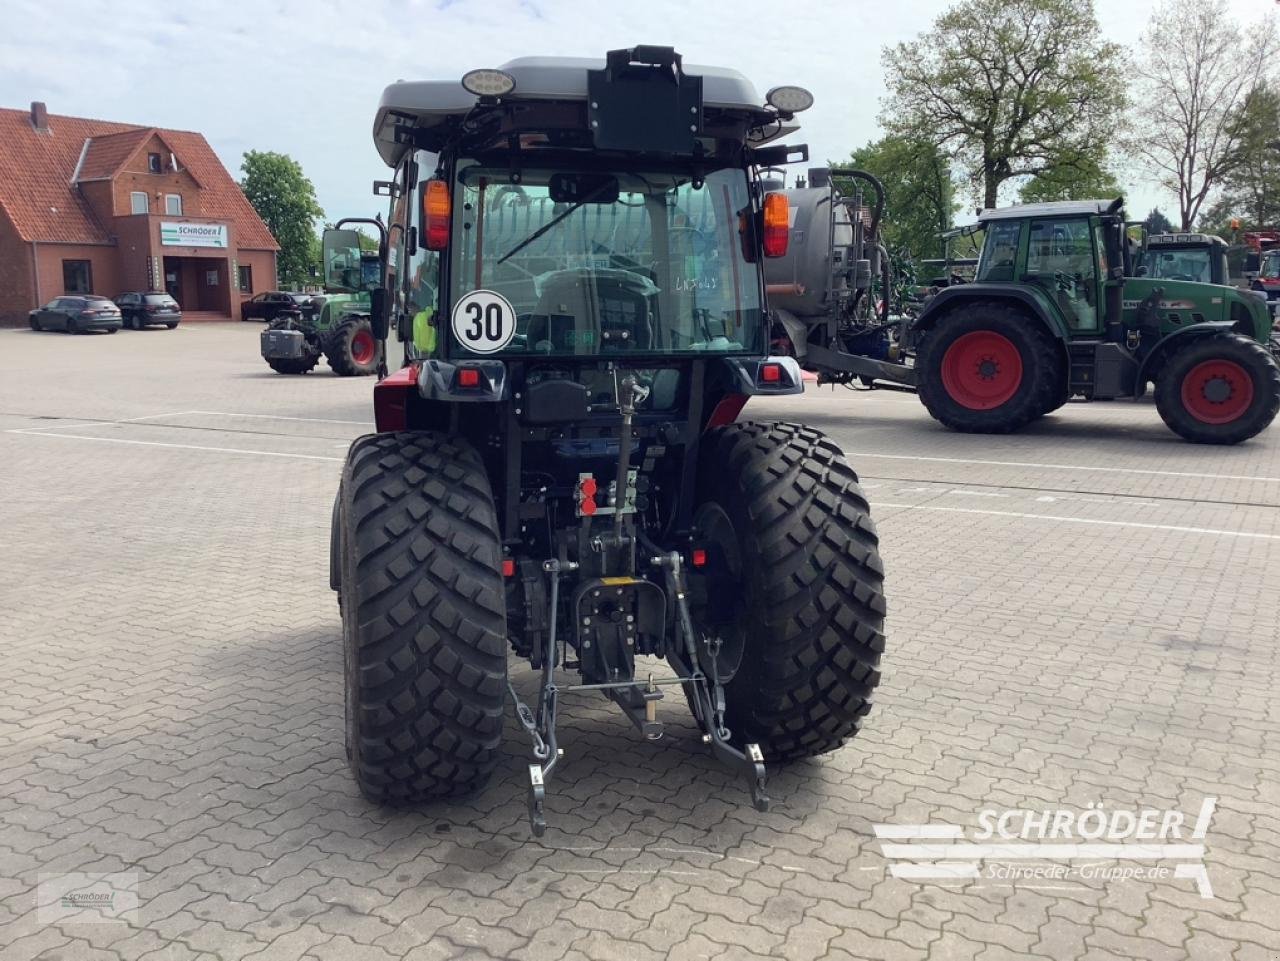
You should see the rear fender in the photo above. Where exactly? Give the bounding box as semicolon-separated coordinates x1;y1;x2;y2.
913;284;1071;344
373;363;419;432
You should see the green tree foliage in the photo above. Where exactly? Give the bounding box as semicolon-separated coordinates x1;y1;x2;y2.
846;135;957;259
240;150;324;287
881;0;1126;209
1200;84;1280;230
1143;208;1174;234
1018;147;1122;203
1129;0;1275;230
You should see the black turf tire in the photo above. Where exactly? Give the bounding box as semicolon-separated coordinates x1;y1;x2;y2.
166;322;178;330
916;302;1060;433
692;422;886;762
339;432;508;802
130;314;143;330
29;317;39;331
1154;332;1280;444
326;317;381;377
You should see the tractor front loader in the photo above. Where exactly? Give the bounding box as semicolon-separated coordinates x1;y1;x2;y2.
325;48;887;834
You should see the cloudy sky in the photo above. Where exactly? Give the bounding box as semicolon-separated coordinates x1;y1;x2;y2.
1;0;1273;228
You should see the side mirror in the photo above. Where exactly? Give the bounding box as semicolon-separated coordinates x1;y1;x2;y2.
370;288;389;341
322;228;365;292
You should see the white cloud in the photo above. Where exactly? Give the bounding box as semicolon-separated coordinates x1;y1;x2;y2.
2;0;1272;228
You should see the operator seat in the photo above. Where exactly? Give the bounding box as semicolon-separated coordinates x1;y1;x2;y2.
526;268;654;353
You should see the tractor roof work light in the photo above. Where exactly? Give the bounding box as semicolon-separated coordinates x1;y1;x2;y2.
461;69;516;97
765;85;814;114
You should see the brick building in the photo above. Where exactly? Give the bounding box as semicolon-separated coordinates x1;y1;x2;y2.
0;102;278;325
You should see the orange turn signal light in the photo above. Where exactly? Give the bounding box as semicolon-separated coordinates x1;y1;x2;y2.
762;192;789;258
422;179;451;250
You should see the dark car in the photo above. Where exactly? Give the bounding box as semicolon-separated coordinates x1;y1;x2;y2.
28;295;122;333
115;291;182;330
241;291;314;322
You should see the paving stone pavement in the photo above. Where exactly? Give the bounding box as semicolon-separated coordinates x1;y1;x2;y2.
1;324;1278;961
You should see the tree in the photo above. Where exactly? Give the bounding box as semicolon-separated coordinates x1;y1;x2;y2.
1198;84;1280;229
846;135;957;258
240;151;324;287
1129;0;1276;230
1143;208;1174;234
1018;146;1122;203
881;0;1126;209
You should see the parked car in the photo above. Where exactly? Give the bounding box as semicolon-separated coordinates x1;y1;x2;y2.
28;295;122;333
115;291;181;330
241;291;314;322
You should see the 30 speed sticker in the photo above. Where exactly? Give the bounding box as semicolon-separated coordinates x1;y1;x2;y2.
452;289;516;354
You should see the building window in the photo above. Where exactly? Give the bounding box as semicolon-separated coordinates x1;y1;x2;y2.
237;265;253;293
63;260;92;294
165;194;182;215
130;191;149;215
148;153;162;173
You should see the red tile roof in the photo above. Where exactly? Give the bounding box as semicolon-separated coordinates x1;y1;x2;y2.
0;107;277;250
76;128;153;182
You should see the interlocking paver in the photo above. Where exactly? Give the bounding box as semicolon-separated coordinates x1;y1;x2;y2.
1;324;1279;960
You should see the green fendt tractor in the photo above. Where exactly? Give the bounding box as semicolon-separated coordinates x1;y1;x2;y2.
1136;232;1231;286
259;292;383;376
773;193;1280;444
323;48;886;834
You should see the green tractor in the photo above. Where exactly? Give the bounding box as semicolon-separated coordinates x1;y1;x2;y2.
259;292;383;376
775;194;1280;444
1135;232;1231;286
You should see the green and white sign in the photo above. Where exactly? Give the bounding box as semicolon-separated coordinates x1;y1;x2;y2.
160;222;228;248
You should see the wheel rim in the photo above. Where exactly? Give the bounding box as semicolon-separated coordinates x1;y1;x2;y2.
351;329;376;365
940;331;1024;410
687;502;747;683
1180;359;1254;424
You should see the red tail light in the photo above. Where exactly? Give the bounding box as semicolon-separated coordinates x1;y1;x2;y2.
760;362;783;383
762;192;789;258
577;476;598;517
691;548;707;568
422;178;451;250
501;558;515;577
456;367;481;388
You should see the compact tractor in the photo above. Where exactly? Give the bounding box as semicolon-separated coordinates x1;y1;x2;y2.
768;187;1280;444
324;49;885;834
259;293;382;376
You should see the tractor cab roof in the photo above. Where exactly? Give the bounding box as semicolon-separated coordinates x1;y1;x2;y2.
976;198;1124;224
372;52;798;166
1147;232;1227;248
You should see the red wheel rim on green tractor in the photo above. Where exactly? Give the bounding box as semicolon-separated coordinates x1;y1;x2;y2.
940;331;1023;410
1180;359;1254;425
350;328;376;366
